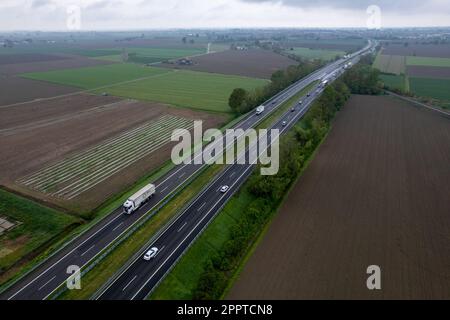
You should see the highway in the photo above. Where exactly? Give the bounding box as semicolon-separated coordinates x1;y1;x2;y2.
1;43;371;300
97;48;372;300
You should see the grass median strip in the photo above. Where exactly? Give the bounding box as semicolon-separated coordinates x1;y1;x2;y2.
56;164;224;300
150;82;319;300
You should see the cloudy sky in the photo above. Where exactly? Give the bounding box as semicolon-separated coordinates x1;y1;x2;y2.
0;0;449;31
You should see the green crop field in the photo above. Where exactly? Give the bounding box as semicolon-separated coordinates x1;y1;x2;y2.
287;47;345;61
22;63;171;89
409;77;450;101
380;74;406;91
0;189;79;274
373;54;406;75
93;69;268;113
285;38;366;51
406;56;450;67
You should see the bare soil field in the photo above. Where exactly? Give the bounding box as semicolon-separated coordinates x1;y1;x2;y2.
382;43;450;58
406;65;450;79
159;49;297;79
0;54;113;76
229;95;450;300
0;53;68;65
0;76;79;106
0;94;226;212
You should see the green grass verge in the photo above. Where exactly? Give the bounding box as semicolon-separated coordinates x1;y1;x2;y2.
57;164;224;300
406;56;450;67
92;69;268;113
0;189;80;282
287;47;345;61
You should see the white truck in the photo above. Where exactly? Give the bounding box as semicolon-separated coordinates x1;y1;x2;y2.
123;183;156;215
256;105;265;115
321;79;329;88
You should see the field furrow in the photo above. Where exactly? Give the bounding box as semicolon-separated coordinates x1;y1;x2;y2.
19;115;193;198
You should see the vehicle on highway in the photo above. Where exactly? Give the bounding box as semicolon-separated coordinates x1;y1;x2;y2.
256;105;265;115
123;183;156;215
307;93;311;97
291;108;295;112
220;185;230;193
282;121;287;127
143;247;159;261
298;100;303;105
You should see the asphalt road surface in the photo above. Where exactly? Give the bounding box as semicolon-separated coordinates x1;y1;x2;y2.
1;43;372;300
97;52;371;300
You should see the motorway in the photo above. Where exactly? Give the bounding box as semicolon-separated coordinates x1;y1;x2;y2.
97;49;372;300
1;43;371;300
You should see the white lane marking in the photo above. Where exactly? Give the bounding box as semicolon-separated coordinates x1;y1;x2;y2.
112;222;124;232
38;276;56;291
197;202;206;212
96;164;239;299
160;186;169;193
122;275;138;292
102;58;361;299
177;222;188;233
230;172;236;178
80;245;95;257
179;172;186;179
129;66;354;299
131;162;256;300
7;213;122;300
43;56;359;301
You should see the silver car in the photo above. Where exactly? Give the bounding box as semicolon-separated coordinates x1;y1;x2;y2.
143;247;159;260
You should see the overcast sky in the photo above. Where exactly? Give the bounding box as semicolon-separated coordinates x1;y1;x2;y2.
0;0;449;31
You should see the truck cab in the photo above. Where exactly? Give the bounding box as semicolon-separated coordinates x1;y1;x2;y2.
123;183;156;215
123;200;136;215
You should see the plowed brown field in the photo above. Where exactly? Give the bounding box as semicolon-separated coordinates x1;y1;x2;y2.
160;49;297;79
228;95;450;300
0;94;226;212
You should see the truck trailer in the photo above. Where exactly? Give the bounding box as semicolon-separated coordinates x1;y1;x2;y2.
123;183;156;215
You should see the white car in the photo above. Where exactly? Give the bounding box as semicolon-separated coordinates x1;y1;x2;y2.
220;185;229;193
282;121;287;127
143;247;159;261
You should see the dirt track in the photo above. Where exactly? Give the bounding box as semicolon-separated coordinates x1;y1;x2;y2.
160;49;297;79
0;94;226;212
228;95;450;300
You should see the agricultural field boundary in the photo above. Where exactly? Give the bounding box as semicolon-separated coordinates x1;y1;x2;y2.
386;91;450;117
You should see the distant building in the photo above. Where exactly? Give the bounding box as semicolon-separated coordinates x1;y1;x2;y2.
177;58;193;66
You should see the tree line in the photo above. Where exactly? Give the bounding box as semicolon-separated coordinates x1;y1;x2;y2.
193;57;381;299
193;80;351;300
228;59;324;114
